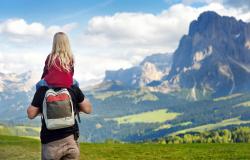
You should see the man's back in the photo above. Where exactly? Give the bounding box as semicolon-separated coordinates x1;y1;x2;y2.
28;85;87;160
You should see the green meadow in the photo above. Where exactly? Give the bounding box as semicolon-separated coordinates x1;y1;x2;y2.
109;109;180;124
1;135;250;160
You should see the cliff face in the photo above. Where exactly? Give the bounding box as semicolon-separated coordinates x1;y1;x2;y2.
166;11;250;96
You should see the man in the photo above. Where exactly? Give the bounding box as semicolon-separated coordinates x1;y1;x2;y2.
27;86;92;160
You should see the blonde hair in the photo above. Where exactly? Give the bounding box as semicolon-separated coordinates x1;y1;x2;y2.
48;32;74;72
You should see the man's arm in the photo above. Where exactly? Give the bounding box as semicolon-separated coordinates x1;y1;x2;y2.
27;105;40;119
28;87;45;119
79;99;92;114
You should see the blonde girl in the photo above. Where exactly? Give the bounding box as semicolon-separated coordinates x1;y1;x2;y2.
36;32;78;89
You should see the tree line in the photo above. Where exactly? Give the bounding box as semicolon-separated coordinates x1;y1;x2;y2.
153;127;250;144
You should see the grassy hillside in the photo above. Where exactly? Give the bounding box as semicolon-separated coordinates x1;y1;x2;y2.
1;135;250;160
73;91;250;142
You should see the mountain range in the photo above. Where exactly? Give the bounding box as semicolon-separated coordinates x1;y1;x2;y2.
101;11;250;98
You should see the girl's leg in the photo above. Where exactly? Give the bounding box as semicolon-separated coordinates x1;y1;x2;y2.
73;79;79;87
36;79;48;90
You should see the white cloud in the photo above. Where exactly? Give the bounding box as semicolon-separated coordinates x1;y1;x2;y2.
79;2;250;60
0;18;77;43
0;51;45;74
0;19;44;36
180;0;222;5
82;11;181;51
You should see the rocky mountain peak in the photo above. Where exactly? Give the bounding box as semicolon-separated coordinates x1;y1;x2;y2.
189;11;220;36
167;11;250;97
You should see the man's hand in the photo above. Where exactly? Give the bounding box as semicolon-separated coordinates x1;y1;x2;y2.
79;99;92;114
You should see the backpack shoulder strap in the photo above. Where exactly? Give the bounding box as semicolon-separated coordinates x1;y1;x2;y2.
67;87;81;123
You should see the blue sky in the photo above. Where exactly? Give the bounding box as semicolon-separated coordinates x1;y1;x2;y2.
0;0;208;26
0;0;250;87
0;0;171;25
